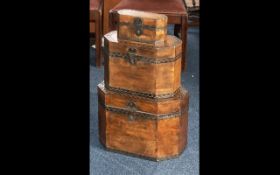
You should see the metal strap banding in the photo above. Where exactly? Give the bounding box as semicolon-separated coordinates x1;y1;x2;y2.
105;83;181;99
118;22;167;31
108;52;181;64
99;81;181;102
118;37;163;44
101;104;185;120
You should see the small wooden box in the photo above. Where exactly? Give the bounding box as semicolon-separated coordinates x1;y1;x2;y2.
98;82;189;161
117;9;168;46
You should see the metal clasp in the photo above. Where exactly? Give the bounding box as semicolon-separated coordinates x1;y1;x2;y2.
127;101;137;121
134;18;143;36
124;47;137;64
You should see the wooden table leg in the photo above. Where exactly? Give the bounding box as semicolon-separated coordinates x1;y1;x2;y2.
181;16;187;71
109;11;118;32
174;24;180;38
95;11;101;67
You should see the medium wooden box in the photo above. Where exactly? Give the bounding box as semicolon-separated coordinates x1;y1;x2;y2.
98;82;189;161
104;30;182;97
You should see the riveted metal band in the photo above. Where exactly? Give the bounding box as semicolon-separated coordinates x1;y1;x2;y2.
99;81;182;102
100;104;184;120
104;83;181;99
107;51;181;64
118;22;167;31
119;37;163;44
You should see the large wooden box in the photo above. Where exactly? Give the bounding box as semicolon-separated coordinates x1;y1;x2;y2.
104;30;182;97
98;82;189;161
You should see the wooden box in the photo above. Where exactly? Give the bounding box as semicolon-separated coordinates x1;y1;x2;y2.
98;10;189;161
104;30;182;97
98;82;189;161
117;9;168;46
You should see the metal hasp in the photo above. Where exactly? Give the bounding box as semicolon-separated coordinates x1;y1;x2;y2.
133;17;143;36
124;47;137;64
127;101;137;120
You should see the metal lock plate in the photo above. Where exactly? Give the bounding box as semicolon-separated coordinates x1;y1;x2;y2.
127;101;137;121
124;47;137;64
133;18;143;36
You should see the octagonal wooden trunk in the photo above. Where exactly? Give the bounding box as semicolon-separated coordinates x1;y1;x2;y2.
104;30;182;97
98;82;189;161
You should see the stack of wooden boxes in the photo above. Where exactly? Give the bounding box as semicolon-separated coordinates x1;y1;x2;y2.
97;9;189;161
